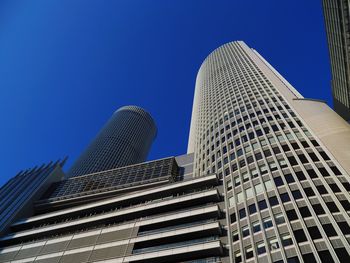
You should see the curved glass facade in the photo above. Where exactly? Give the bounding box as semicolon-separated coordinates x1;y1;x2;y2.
68;105;157;177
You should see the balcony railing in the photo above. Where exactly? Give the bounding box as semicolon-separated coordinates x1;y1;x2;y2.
132;236;219;254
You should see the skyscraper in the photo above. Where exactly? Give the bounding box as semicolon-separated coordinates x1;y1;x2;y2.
322;0;350;121
2;41;350;263
0;106;227;262
68;105;157;177
0;160;65;236
188;41;350;262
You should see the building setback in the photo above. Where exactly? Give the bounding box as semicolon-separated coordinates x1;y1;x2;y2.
1;41;350;263
322;0;350;121
67;105;157;178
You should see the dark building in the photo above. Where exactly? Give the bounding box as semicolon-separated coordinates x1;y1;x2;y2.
67;105;157;177
0;160;65;236
322;0;350;121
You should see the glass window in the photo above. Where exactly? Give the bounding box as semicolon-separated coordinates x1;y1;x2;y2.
235;251;242;263
239;208;246;219
247;155;254;164
257;241;266;255
242;172;249;182
218;161;222;168
268;237;280;251
322;224;337;237
255;183;264;194
312;204;325;215
303;187;315;197
245;246;254;259
273;146;281;154
307;226;322;239
305;131;312;137
277;135;285;142
284;174;295;183
274;176;283;187
281;234;293;246
264;180;273;190
229;196;235;207
279;159;288;168
229;142;234;150
269;196;279;207
245;145;252;153
299;206;311;217
232;230;239;242
286;133;294;140
263;217;273;229
242;225;250;237
255;152;263;160
237;191;244;203
252;142;259;150
260;164;268;174
253;221;261;233
258;199;268;210
227;180;233;191
292;190;303;200
337;222;350;235
268;137;276;144
286;209;298;221
239;159;246;168
248;203;257;215
316;185;327;195
269;161;277;171
251;168;259;178
287;256;301;263
234;176;241;187
275;213;285;225
246;187;254;199
231;213;236;223
282;144;290;152
295;132;303;139
293;229;307;242
224;157;228;164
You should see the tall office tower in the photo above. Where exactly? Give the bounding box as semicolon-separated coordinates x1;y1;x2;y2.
3;41;350;263
68;106;157;177
188;41;350;262
322;0;350;121
0;160;65;236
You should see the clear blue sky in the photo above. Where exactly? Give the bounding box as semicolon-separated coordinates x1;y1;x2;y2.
0;0;331;187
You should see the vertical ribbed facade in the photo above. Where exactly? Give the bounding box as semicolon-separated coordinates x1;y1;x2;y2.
188;41;350;262
68;106;157;178
0;160;65;235
322;0;350;121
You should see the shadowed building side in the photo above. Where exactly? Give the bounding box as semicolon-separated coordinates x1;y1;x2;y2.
0;159;65;236
322;0;350;121
67;106;157;178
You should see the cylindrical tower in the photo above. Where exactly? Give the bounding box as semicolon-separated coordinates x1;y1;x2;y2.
188;41;350;262
68;105;157;177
